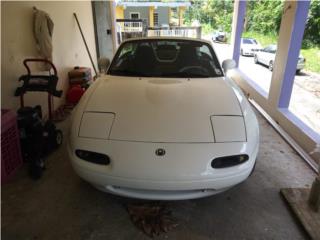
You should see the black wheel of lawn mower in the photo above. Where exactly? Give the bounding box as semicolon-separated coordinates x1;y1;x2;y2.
54;129;63;148
269;61;273;71
29;158;45;180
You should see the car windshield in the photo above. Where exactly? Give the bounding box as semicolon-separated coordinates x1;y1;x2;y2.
270;45;277;52
265;45;277;53
108;39;223;78
243;38;257;44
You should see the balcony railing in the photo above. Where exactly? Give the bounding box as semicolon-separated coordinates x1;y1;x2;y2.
116;19;146;42
147;26;202;39
116;19;143;33
116;19;202;42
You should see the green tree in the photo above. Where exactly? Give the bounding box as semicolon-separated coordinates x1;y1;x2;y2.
184;0;319;47
304;0;320;47
184;0;233;32
245;0;283;35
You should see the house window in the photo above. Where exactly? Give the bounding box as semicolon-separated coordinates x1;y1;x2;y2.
130;12;140;28
130;12;140;19
153;12;159;26
171;8;178;18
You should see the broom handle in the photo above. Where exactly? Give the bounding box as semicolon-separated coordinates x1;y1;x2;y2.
73;13;98;77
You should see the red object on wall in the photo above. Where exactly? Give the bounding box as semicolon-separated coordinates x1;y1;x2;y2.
1;109;23;184
68;67;92;86
66;85;85;104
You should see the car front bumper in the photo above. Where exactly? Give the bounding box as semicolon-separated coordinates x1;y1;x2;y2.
297;62;305;70
242;48;260;56
243;51;255;56
68;138;258;200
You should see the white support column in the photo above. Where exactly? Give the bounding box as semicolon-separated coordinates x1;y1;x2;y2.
268;1;297;108
109;0;118;53
268;1;310;108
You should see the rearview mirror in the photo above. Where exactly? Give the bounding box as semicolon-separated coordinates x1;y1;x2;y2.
222;59;236;72
98;57;110;74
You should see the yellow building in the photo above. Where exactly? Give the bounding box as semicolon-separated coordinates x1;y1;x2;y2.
115;1;190;28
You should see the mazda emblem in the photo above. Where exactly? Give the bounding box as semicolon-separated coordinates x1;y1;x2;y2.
155;148;166;156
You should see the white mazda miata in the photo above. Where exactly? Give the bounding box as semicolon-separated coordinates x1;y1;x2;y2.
68;37;259;200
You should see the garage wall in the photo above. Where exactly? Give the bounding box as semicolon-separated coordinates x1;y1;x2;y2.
1;1;97;116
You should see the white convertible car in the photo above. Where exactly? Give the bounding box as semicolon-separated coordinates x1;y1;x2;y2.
68;37;259;200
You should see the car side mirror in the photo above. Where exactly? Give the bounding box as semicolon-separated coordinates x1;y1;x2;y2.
222;59;236;72
98;57;110;74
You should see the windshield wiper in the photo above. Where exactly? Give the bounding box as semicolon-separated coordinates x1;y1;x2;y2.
109;70;211;78
109;70;151;77
160;72;211;78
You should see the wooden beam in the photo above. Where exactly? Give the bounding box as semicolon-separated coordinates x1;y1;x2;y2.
281;188;320;240
149;6;154;27
178;6;186;26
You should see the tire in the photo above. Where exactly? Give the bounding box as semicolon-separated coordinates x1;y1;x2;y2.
269;61;273;71
296;69;301;75
254;55;258;64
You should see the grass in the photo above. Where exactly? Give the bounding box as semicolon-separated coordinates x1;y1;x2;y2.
242;31;277;47
301;47;320;73
242;31;320;73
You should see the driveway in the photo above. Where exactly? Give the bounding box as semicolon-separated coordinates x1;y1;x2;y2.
207;37;320;134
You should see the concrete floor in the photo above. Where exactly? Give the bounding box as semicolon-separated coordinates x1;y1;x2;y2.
2;110;316;240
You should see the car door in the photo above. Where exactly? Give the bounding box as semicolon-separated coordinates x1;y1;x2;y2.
258;46;269;65
240;38;244;51
264;46;276;65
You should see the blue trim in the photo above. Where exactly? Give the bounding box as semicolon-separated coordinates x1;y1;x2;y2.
278;108;320;142
278;0;310;108
232;0;247;67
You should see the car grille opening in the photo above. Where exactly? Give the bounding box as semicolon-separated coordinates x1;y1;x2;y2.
211;154;249;168
75;150;110;165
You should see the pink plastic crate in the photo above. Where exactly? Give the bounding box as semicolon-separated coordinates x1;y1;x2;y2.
1;109;23;184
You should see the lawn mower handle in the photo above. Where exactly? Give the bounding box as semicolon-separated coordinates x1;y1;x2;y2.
23;58;58;76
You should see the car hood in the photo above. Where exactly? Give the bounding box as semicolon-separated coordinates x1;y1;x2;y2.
84;76;243;142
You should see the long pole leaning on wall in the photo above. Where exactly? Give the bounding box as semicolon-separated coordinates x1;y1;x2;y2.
73;13;98;77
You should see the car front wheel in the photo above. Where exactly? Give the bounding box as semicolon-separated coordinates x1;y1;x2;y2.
269;61;273;71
